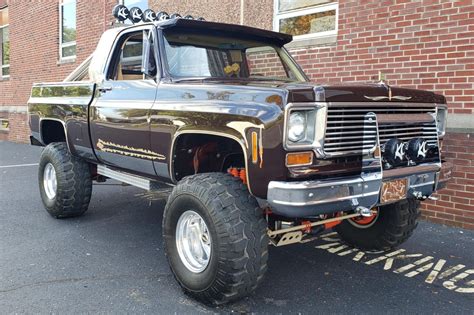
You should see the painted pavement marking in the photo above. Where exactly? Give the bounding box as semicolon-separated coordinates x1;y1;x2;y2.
0;163;39;169
313;232;473;294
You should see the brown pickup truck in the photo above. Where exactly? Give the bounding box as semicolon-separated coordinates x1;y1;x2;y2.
28;10;452;305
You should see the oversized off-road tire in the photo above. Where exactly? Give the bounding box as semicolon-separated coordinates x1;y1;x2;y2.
335;199;420;251
163;173;268;305
38;142;92;218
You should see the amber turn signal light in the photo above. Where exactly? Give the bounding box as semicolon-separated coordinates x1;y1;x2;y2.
286;152;313;167
251;131;258;164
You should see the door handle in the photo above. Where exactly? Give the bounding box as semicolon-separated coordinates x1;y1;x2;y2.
98;86;113;93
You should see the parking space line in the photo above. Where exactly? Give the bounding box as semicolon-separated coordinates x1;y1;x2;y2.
0;163;39;169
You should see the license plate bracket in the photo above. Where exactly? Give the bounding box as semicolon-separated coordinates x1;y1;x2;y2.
381;178;408;204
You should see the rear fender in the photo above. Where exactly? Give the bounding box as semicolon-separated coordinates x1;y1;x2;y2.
28;82;97;160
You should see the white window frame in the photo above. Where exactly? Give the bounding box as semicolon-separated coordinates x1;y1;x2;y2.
0;7;9;79
273;1;338;41
59;0;76;61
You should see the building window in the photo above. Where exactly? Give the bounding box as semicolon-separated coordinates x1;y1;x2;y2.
0;118;9;131
121;0;148;9
273;0;338;40
0;7;9;78
59;0;76;60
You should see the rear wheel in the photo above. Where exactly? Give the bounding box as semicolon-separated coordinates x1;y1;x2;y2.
163;173;268;305
38;142;92;218
335;199;420;251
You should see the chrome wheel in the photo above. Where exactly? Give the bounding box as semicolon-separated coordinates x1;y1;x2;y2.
176;210;211;273
43;163;57;200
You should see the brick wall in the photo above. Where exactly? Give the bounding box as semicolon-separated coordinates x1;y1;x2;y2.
286;1;474;115
422;133;474;230
0;0;117;143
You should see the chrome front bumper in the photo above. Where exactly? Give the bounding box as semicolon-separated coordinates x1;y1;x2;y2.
267;162;453;218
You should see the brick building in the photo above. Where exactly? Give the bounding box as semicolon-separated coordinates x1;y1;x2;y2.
0;0;473;229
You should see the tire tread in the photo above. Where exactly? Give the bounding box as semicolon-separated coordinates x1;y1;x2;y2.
336;199;420;251
163;173;268;305
39;142;92;218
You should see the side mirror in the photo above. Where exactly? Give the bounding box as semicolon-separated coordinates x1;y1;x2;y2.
141;30;156;77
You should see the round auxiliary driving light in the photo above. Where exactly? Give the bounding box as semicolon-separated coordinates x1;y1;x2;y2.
170;13;182;19
383;138;406;166
183;15;194;19
142;9;156;22
156;11;169;21
112;4;129;22
128;7;143;23
406;138;429;162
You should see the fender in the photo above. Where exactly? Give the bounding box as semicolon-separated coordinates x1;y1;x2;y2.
170;129;252;192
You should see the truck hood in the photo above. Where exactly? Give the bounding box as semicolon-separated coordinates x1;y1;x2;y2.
173;80;445;105
282;82;446;104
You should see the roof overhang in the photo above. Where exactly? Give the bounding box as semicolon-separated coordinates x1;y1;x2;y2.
155;19;293;47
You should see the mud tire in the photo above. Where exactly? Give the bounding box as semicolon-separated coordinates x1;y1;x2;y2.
335;199;420;251
38;142;92;218
163;173;268;305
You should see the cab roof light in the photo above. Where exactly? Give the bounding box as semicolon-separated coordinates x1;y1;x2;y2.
112;4;205;24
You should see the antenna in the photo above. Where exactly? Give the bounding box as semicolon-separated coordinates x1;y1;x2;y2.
112;4;205;24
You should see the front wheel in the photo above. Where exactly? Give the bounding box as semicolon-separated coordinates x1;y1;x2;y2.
38;142;92;218
335;199;420;251
163;173;268;305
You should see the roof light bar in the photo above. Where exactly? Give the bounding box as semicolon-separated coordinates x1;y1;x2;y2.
112;4;205;24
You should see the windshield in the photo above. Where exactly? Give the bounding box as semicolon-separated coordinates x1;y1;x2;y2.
162;29;307;82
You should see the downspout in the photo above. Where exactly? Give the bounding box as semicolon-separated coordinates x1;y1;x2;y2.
240;0;244;25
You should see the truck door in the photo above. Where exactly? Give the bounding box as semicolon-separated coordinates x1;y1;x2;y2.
89;27;159;176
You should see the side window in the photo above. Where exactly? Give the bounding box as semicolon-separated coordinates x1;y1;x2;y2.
109;30;156;81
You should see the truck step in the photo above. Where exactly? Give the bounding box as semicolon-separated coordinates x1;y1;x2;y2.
97;164;172;191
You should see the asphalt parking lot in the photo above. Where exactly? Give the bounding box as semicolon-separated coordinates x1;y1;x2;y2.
1;141;473;313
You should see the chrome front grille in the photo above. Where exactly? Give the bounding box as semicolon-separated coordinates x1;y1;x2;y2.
378;124;438;146
324;114;378;155
324;104;437;156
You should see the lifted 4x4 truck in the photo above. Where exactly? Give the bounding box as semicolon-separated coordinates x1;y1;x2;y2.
28;15;452;305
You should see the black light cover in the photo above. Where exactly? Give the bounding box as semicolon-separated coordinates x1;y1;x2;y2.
129;7;143;23
142;9;156;22
170;13;182;19
112;4;129;22
406;138;429;162
156;11;169;21
383;138;406;166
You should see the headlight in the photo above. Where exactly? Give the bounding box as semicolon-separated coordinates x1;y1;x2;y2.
285;109;317;148
288;112;306;142
284;104;327;154
436;106;447;138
